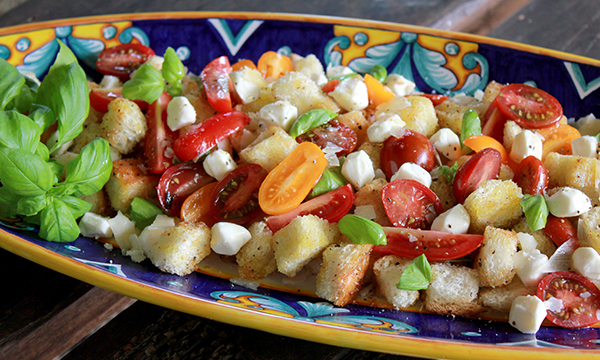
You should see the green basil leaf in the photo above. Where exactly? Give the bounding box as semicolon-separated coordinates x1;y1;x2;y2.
460;108;482;148
0;58;26;110
17;194;48;216
39;198;80;242
0;148;53;197
370;65;387;83
0;110;42;153
520;194;549;231
7;82;34;113
47;159;64;183
29;104;55;132
130;197;164;230
0;187;20;218
397;254;432;291
57;195;92;219
122;63;164;104
62;138;112;197
438;162;459;183
288;109;338;138
309;166;348;198
338;214;386;245
162;47;185;97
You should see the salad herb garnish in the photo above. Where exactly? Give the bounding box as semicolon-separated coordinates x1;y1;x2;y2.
338;214;387;245
288;108;338;138
520;193;549;231
397;254;432;291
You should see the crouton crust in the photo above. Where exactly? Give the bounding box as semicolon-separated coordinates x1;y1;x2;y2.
236;221;276;280
372;255;420;309
464;179;523;234
577;206;600;253
337;111;370;147
100;98;147;154
377;96;438;137
239;126;298;172
271;72;340;115
544;152;600;206
105;158;158;212
353;178;392;227
479;277;534;314
474;226;519;288
424;262;483;316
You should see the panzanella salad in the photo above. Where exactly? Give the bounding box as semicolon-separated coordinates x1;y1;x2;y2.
3;41;600;335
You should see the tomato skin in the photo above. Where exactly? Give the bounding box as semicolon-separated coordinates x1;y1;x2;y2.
543;215;579;247
382;179;443;229
89;88;149;113
453;147;502;203
321;79;339;93
201;56;233;113
257;51;293;80
181;182;218;227
210;163;268;225
373;227;484;260
96;44;155;81
265;184;354;233
173;111;251;162
537;271;600;328
417;93;450;107
512;155;549;195
380;130;436;180
145;92;175;174
157;163;214;216
296;120;358;157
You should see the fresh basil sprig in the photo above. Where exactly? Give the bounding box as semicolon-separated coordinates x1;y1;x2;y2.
338;214;387;245
397;254;432;291
130;197;164;230
162;47;185;97
0;58;26;110
0;111;42;153
520;194;549;231
437;162;459;183
122;63;164;104
370;65;387;83
309;166;348;199
288;109;338;138
460;108;482;149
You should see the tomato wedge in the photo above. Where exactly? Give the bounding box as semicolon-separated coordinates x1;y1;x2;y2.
463;135;509;164
257;51;293;80
417;93;450;107
173;111;251;162
181;182;218;227
201;56;233;113
89;88;149;113
380;130;436;180
364;73;394;107
265;184;354;233
145;92;175;174
382;179;443;229
96;43;155;81
537;271;600;328
373;227;484;260
321;79;340;93
295;120;358;157
157;163;214;216
543;215;579;247
210;163;268;225
512;155;549;195
453;147;502;203
259;142;327;215
536;123;581;160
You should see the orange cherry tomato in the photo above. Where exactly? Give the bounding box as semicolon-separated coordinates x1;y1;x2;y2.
181;182;218;226
364;73;394;107
535;123;581;160
257;51;293;80
231;59;257;72
463;135;509;164
258;142;327;215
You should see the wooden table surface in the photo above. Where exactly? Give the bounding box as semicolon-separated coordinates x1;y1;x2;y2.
1;0;599;359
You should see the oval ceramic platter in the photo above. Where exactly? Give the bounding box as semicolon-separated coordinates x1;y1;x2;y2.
1;12;600;360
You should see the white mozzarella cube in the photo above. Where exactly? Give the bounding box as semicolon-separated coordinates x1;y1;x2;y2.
230;67;267;104
517;232;538;252
79;212;113;239
326;65;354;79
429;128;462;160
211;222;252;255
258;100;298;131
107;211;139;251
572;247;600;280
430;204;470;234
509;295;547;334
342;150;375;190
145;55;164;72
473;89;484;101
167;96;197;131
545;187;592;217
514;249;549;287
384;74;416;97
390;162;432;187
203;149;237;181
331;77;369;111
99;75;122;89
109;145;122;161
571;135;598;158
367;114;406;143
509;129;544;163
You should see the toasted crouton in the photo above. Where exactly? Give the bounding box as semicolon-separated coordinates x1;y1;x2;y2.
182;78;218;123
377;96;438;137
464;179;523;234
239;126;298;172
511;217;556;257
479;277;534;313
424;262;483;316
147;221;211;276
272;215;340;277
577;206;600;252
353;178;392;227
357;142;382;171
481;80;503;103
430;167;456;211
271;72;340;115
316;243;373;306
236;221;276;280
100;98;147;154
337;111;370;147
544;152;600;205
434;97;487;135
71;122;103;153
105;159;158;212
474;227;519;288
372;255;420;309
503;121;522;152
79;189;111;217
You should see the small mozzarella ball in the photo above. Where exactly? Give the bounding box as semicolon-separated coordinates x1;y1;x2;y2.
342;150;375;190
429;128;462;160
258;100;298;131
390;162;432;187
384;74;416;97
510;129;543;163
572;247;600;280
203;149;237;181
367;114;406;143
330;77;369;111
79;212;113;239
509;295;547;334
167;96;197;131
211;222;252;256
514;249;549;287
230;67;267;104
430;204;470;234
571;135;598;158
545;187;592;217
99;75;122;89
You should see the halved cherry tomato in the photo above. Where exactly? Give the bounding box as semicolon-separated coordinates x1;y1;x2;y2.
535;123;581;160
231;59;257;72
512;155;549;195
463;135;509;164
543;215;579;247
145;92;175;174
380;130;436;180
453;147;502;203
265;184;354;233
322;79;339;93
417;93;450;107
374;227;484;260
96;43;155;81
157;163;214;216
181;182;218;226
173;111;252;162
537;271;600;328
382;179;443;229
257;51;293;80
201;56;233;113
364;73;394;107
295;120;358;157
210;163;268;225
259;142;327;215
89;88;149;113
482;84;563;141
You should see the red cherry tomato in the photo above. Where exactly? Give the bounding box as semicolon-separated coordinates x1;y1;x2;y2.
157;163;214;216
295;120;358;157
265;184;355;233
96;43;155;81
417;93;450;106
382;179;443;229
512;155;549;195
482;84;563;141
380;130;436;180
201;56;233;113
543;215;579;247
89;88;149;113
145;92;175;174
537;271;600;328
174;111;251;162
321;79;339;93
210;163;268;225
453;147;502;203
374;227;484;260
